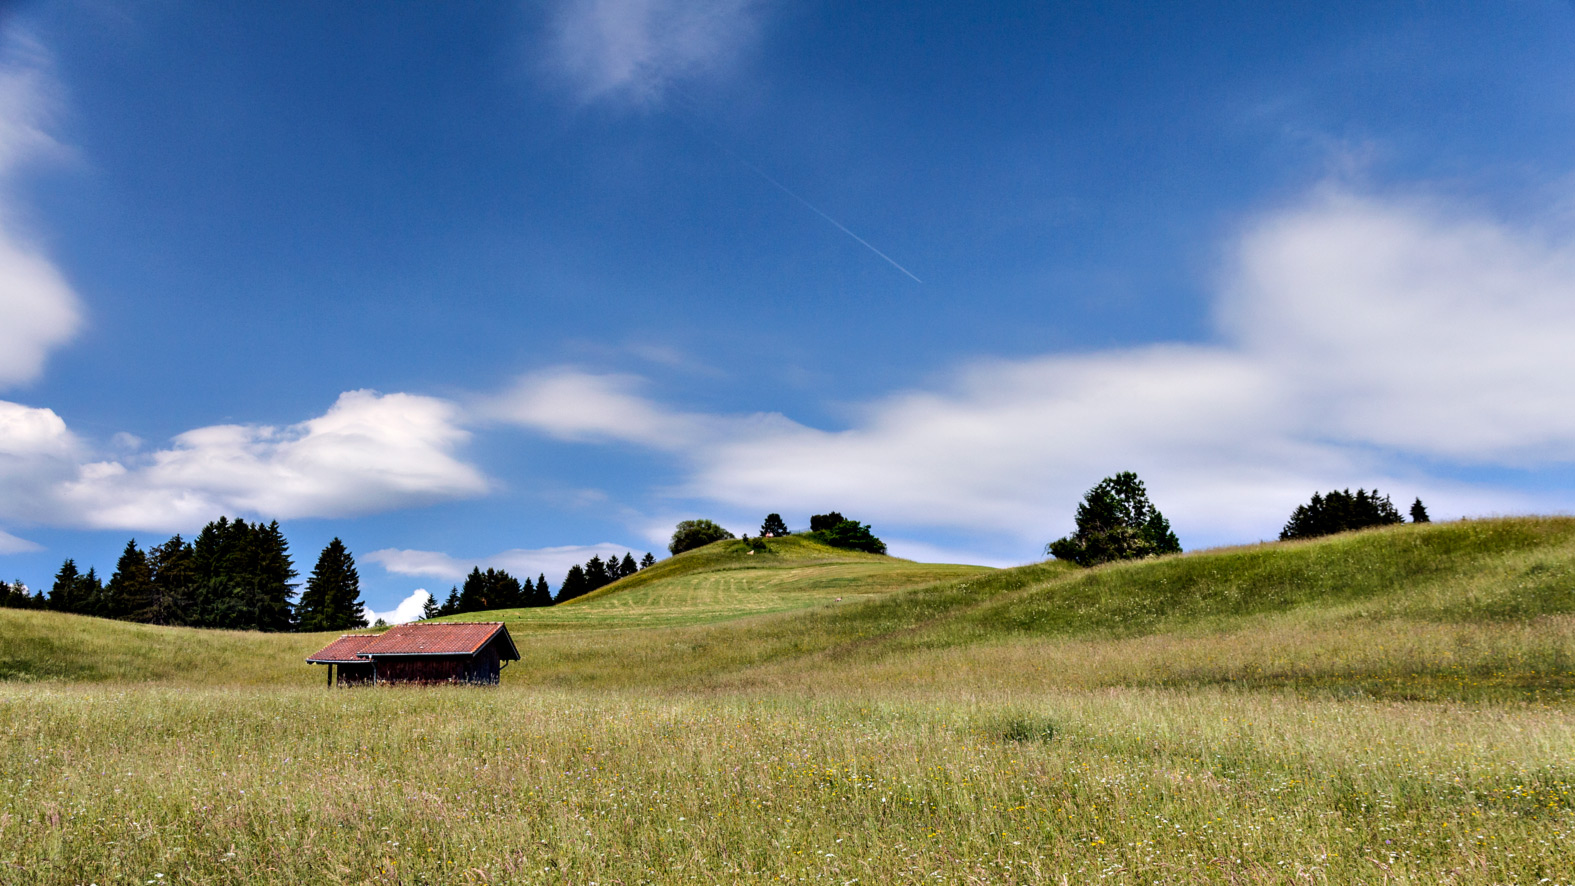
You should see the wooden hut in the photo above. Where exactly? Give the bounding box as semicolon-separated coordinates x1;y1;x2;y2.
306;622;519;686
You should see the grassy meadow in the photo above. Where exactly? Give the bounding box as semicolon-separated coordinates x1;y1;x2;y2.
3;519;1575;882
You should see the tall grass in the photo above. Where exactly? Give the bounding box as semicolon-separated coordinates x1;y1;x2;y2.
1;685;1570;884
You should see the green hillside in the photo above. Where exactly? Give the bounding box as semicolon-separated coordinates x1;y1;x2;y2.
7;519;1575;883
4;518;1574;698
440;535;989;630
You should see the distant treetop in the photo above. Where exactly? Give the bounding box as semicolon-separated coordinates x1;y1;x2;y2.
1280;489;1405;541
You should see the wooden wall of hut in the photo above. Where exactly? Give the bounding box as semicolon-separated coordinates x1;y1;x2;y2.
373;649;502;685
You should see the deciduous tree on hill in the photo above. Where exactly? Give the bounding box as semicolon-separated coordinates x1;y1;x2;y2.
808;512;846;533
1046;472;1181;567
807;517;887;554
669;519;734;555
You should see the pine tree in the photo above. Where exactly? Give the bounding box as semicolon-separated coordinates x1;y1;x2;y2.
457;567;489;613
104;540;155;621
490;569;524;609
760;513;789;537
557;564;588;603
48;559;82;613
439;586;460;616
146;535;196;626
252;521;298;632
1046;472;1182;567
583;556;610;592
1280;489;1405;540
618;553;638;578
420;592;440;620
527;573;552;608
1410;498;1431;523
297;538;366;632
640;552;656;569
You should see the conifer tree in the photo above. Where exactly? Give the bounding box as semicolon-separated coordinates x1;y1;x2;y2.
557;564;588;603
760;513;790;537
420;592;440;620
1410;498;1431;523
104;540;155;621
1046;472;1182;567
583;556;610;592
296;538;366;632
48;560;82;613
439;586;460;616
252;521;298;632
640;552;656;569
619;553;638;578
146;535;196;626
527;573;552;607
457;567;489;613
1280;488;1404;540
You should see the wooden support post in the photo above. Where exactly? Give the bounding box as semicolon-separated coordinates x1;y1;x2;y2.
327;663;333;688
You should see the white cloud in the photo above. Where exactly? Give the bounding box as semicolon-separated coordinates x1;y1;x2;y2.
493;189;1575;548
367;542;645;588
0;528;42;554
544;0;767;105
0;390;489;532
0;29;82;389
364;589;432;626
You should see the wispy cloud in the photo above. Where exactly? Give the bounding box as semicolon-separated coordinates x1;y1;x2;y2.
0;27;82;389
543;0;768;105
492;187;1575;549
0;528;42;554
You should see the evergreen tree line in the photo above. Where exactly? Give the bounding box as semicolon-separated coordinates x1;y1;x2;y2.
428;568;551;618
1280;489;1429;541
0;578;46;609
555;551;652;604
31;517;369;632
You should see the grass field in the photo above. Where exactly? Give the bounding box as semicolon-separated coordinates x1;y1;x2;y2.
2;520;1574;883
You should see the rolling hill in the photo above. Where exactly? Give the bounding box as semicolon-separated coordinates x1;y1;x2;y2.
4;518;1574;699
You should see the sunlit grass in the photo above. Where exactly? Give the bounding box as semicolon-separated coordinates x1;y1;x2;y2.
2;685;1570;884
4;518;1575;882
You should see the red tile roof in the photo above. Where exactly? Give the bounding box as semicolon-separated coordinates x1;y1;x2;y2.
362;622;517;659
306;622;520;664
305;634;379;663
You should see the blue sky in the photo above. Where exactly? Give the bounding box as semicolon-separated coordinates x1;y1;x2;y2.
3;1;1575;620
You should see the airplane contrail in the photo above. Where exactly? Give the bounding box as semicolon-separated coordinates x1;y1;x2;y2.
727;155;923;284
669;96;922;284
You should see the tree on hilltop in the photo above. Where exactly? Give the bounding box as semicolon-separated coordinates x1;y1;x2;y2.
1410;498;1431;524
669;519;734;555
1280;488;1404;541
1046;472;1181;567
807;515;887;554
808;512;846;533
640;552;656;569
760;514;789;537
